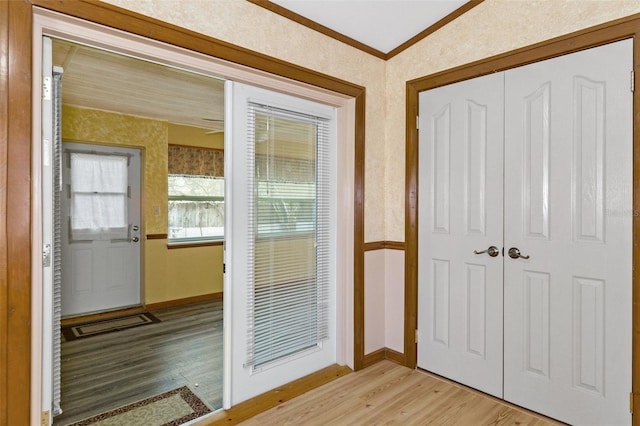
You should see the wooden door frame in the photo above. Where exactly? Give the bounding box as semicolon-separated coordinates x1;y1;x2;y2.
0;0;366;423
404;12;640;421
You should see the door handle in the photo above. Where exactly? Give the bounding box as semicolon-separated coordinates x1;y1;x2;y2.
508;247;529;259
474;246;500;257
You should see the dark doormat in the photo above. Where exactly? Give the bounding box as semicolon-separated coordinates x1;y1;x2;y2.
61;312;161;341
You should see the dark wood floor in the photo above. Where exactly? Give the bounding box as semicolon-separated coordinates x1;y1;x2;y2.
54;299;223;425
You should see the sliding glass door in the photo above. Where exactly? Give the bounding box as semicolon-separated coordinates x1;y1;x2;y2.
225;82;337;406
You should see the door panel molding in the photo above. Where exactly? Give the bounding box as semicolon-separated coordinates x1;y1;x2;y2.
405;11;640;424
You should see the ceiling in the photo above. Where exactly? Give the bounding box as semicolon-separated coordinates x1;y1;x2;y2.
270;0;469;54
52;39;226;133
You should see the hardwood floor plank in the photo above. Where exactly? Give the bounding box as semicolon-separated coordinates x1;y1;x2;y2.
54;299;222;425
239;361;563;426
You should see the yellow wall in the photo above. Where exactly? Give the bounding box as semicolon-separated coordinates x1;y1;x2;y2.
62;105;224;304
168;123;224;150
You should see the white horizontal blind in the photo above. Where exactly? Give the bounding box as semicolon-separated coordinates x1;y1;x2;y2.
246;102;330;368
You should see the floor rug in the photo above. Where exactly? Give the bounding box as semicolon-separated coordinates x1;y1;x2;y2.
68;386;211;426
61;312;161;341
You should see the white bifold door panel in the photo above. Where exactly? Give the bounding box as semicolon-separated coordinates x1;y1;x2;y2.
418;39;632;425
503;40;632;425
417;72;505;398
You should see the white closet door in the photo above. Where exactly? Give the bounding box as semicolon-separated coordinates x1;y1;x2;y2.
417;72;505;397
503;39;632;425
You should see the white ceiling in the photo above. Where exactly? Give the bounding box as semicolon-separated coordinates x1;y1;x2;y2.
271;0;469;54
53;39;226;133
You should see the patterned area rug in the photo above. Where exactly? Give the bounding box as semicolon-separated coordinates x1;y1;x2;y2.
68;386;211;426
62;312;161;341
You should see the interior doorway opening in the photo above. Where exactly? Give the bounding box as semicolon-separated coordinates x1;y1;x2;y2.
47;38;227;424
32;7;356;425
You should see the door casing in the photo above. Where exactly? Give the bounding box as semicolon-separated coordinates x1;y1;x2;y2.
26;3;362;424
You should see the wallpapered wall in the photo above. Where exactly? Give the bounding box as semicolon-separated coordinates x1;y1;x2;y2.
62;105;224;303
104;0;640;243
92;0;640;353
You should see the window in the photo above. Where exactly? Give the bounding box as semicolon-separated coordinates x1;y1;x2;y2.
69;152;129;241
167;145;224;243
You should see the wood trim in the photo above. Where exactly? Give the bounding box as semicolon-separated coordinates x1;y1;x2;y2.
2;1;33;424
363;241;385;251
246;0;387;60
363;240;406;251
362;348;386;369
146;233;168;240
247;0;483;61
385;1;484;60
200;364;351;425
145;292;223;311
384;347;405;365
384;241;405;250
167;241;224;249
32;0;364;98
353;92;366;371
404;12;640;426
404;75;420;369
0;3;8;424
362;347;406;369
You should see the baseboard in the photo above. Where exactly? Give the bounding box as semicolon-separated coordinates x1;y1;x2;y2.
199;364;352;425
362;347;406;368
362;348;386;368
145;292;223;311
384;348;406;365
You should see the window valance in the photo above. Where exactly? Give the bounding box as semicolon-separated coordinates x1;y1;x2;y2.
168;145;224;177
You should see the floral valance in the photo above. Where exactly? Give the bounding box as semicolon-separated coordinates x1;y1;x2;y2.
168;145;224;177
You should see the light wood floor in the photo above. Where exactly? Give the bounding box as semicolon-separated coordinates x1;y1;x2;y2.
54;299;223;425
238;360;563;426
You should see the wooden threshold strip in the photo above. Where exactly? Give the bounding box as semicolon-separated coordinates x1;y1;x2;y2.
198;364;352;425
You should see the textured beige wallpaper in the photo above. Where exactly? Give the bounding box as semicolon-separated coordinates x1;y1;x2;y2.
103;0;388;242
101;0;640;243
384;0;640;240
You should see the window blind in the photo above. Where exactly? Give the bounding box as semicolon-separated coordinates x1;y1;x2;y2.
245;102;331;368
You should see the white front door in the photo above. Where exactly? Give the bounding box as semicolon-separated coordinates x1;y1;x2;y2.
61;142;142;316
418;39;632;425
417;72;505;397
225;81;337;406
503;39;632;425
